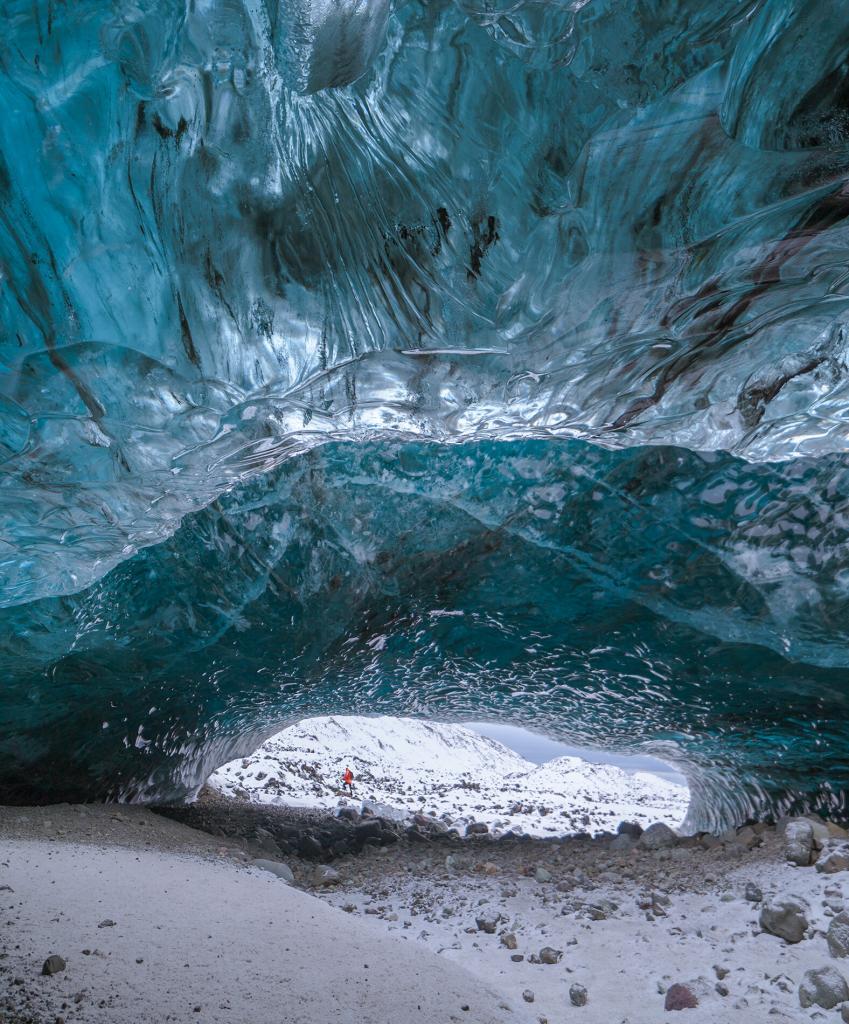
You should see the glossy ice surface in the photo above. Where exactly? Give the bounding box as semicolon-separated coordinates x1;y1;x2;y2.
2;1;849;826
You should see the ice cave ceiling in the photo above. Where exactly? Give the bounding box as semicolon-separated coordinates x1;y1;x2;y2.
2;0;849;828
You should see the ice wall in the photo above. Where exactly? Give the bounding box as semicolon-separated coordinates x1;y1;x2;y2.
3;0;849;825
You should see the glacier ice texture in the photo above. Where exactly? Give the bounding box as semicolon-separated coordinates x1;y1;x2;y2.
2;0;849;828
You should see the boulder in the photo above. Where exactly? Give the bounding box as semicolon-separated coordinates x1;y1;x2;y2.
466;821;489;836
538;946;562;964
42;955;66;976
817;840;849;874
664;983;698;1010
798;966;849;1009
335;806;361;823
827;912;849;958
297;833;324;859
360;800;407;823
743;881;762;903
617;821;643;839
638;823;678;850
475;913;500;934
569;983;588;1007
759;898;809;943
784;819;815;866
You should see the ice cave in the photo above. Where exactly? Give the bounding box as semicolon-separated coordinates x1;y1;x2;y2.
2;0;849;832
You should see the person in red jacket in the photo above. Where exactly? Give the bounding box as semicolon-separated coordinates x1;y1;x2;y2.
342;766;354;796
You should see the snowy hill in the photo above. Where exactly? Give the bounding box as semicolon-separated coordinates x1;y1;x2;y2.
207;716;689;836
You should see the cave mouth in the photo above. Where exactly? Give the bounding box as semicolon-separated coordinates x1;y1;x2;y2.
204;715;691;839
2;438;849;833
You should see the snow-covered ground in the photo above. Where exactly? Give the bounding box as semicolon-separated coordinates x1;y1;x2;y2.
208;715;689;835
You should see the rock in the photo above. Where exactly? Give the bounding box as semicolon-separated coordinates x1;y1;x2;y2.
522;989;535;1003
510;954;524;962
412;813;448;833
335;806;361;823
569;983;588;1007
534;867;552;883
732;825;760;850
798;966;849;1009
638;823;678;850
475;913;500;934
97;919;116;928
610;834;635;853
251;826;282;859
828;911;849;957
617;821;643;838
298;833;325;859
466;822;489;836
405;826;432;844
759;898;809;943
817;840;849;874
360;800;406;823
743;882;762;903
313;866;340;887
843;1005;849;1024
784;819;815;866
538;946;562;965
500;932;518;950
664;983;698;1010
42;955;66;976
252;858;294;883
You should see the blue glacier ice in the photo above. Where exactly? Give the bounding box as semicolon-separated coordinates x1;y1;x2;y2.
2;0;849;828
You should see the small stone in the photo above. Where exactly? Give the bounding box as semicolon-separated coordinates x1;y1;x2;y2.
42;955;66;976
798;965;849;1009
522;989;535;1004
759;898;809;943
569;983;588;1007
538;946;562;965
500;932;518;950
664;983;698;1010
312;866;340;887
97;919;116;928
743;882;762;903
715;983;729;997
475;913;500;934
713;965;729;980
534;867;552;883
465;822;489;836
510;953;524;962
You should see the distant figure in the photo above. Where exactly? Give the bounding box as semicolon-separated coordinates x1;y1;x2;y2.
342;766;355;796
